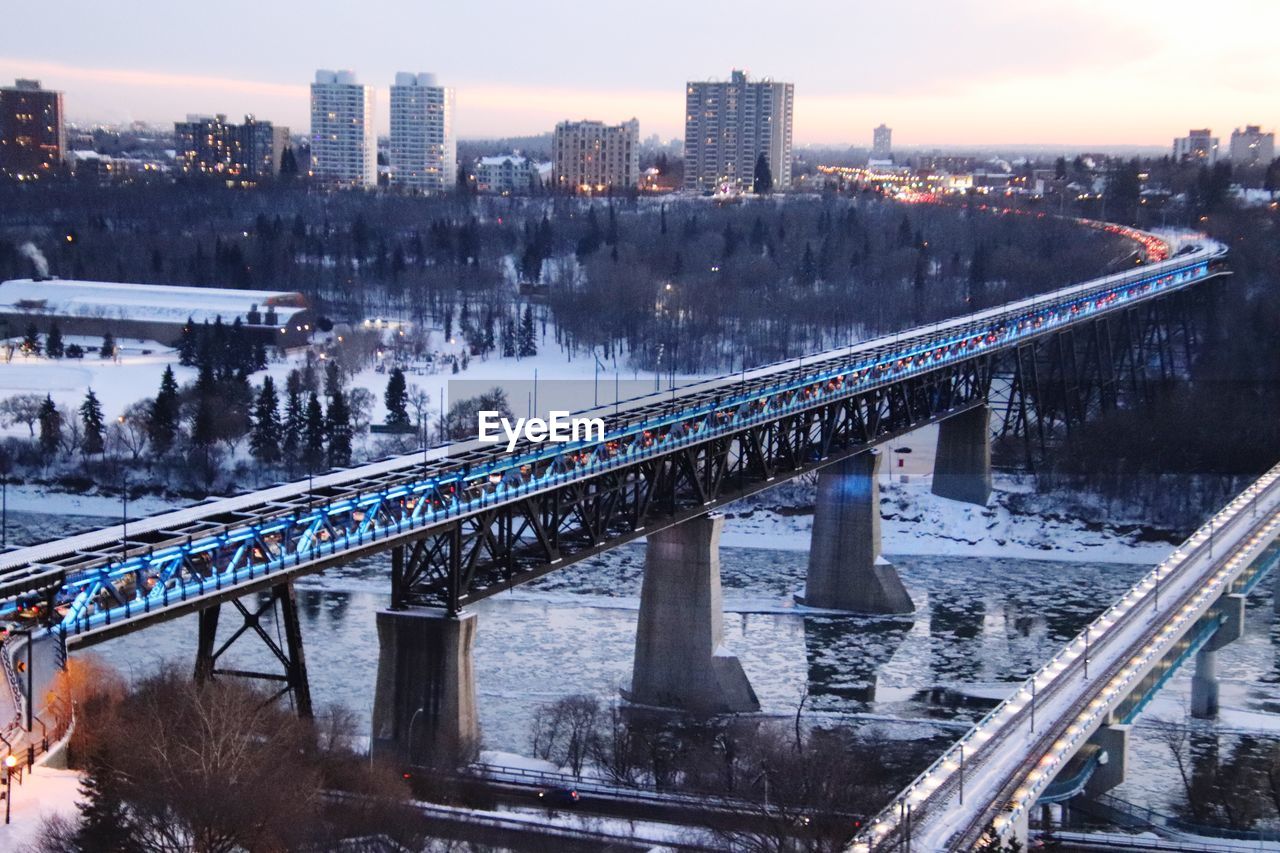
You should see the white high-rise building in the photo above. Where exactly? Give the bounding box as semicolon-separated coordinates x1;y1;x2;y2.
1172;128;1218;165
1228;125;1275;168
683;70;794;193
872;124;893;162
310;70;375;188
389;72;456;193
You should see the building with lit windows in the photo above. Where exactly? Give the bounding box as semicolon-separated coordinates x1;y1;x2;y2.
1228;125;1275;168
0;79;64;179
872;124;893;162
683;70;793;193
310;70;376;188
240;115;290;179
552;118;638;193
389;72;456;193
474;154;544;195
1172;129;1218;165
174;114;289;179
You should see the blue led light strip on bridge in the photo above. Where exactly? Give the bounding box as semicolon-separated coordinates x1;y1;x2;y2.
4;252;1220;640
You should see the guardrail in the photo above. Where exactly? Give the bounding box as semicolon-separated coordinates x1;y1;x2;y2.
851;461;1280;851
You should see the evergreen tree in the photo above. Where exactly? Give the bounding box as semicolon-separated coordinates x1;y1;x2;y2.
148;366;180;456
752;153;773;194
518;305;537;357
302;392;326;472
500;317;516;358
283;385;304;464
897;214;913;248
21;323;40;356
482;311;495;354
74;761;141;853
45;323;64;358
385;367;410;427
191;394;216;451
323;360;342;400
80;389;105;456
100;331;116;360
177;316;198;366
38;395;60;457
279;145;298;178
326;389;353;468
250;376;282;466
969;243;990;297
799;242;818;285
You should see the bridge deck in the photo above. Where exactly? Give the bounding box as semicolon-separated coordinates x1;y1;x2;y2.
0;234;1228;643
850;463;1280;852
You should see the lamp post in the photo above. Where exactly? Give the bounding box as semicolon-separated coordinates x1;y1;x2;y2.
1;476;6;550
3;753;16;824
120;473;128;559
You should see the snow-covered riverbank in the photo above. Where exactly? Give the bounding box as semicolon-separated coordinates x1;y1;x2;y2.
720;472;1176;565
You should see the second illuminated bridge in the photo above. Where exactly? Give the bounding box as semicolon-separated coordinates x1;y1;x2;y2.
0;228;1229;650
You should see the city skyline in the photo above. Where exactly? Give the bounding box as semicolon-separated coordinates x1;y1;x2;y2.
3;0;1277;147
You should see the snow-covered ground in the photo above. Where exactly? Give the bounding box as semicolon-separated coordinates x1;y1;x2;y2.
0;764;82;851
722;467;1176;565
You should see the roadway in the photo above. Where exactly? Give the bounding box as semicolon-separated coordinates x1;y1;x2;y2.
851;463;1280;851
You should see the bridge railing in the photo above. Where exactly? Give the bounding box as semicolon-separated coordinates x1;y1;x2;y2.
47;255;1227;639
851;461;1280;851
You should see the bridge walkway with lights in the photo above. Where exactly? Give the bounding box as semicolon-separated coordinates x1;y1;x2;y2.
849;463;1280;852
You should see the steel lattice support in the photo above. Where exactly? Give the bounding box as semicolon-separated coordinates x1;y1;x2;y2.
193;581;313;718
399;357;993;612
988;286;1212;467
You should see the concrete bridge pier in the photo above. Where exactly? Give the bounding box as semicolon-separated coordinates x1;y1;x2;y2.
627;513;760;713
799;449;913;614
931;405;993;506
371;607;479;767
1084;723;1131;797
1192;593;1246;719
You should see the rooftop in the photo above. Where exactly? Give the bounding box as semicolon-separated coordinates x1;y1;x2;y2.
0;279;308;327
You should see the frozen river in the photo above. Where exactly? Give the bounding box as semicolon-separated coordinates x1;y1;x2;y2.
9;507;1280;828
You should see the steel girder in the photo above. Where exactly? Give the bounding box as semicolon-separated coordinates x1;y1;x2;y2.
988;286;1210;468
193;580;313;717
396;356;992;612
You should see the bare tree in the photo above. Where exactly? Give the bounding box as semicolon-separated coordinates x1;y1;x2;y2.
0;393;44;437
109;400;151;463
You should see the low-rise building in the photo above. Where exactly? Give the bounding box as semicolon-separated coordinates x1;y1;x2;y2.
552;118;639;193
0;278;315;347
474;154;544;194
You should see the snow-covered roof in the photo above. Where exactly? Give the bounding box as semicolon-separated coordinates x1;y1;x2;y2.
0;278;308;327
477;155;527;167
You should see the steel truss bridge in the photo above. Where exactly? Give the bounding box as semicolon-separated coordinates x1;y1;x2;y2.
0;231;1230;672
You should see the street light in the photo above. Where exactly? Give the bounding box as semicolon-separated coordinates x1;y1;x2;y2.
4;753;16;824
120;473;129;559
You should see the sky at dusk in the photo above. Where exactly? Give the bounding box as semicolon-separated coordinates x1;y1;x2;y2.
2;0;1277;148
